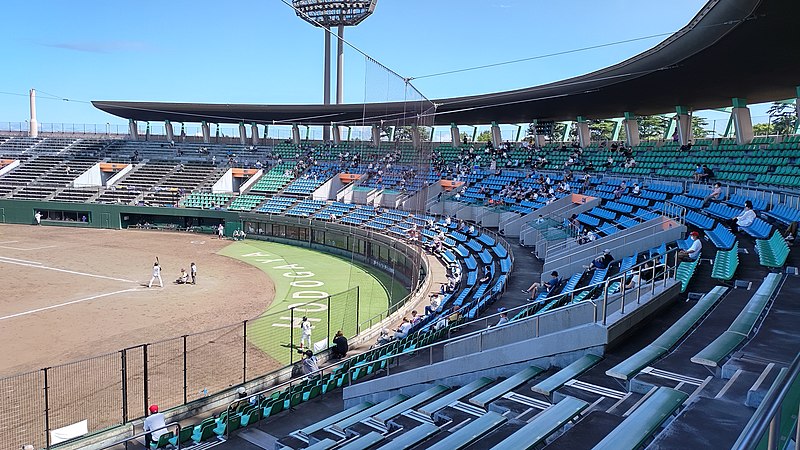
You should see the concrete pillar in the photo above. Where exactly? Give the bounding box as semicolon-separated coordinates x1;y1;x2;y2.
450;123;460;147
561;122;572;142
795;86;800;135
491;122;502;146
165;120;174;142
29;89;38;138
411;126;421;149
623;112;640;147
336;25;344;105
322;27;331;142
731;98;753;145
534;133;546;148
675;106;692;145
332;124;341;145
238;123;247;145
200;122;210;143
251;123;259;146
128;119;139;141
576;116;591;147
610;118;622;142
291;124;300;145
372;124;380;147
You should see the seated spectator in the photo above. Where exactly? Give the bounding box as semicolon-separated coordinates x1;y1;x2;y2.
624;272;640;290
693;164;704;182
677;231;702;262
729;200;756;233
300;350;319;376
783;221;797;244
331;330;348;359
702;182;723;207
523;271;560;301
425;294;441;315
479;266;491;283
410;310;422;326
632;183;641;196
584;249;613;271
394;318;413;339
491;308;509;327
702;165;715;180
143;405;167;448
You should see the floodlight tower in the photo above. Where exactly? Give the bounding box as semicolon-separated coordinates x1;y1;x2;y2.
292;0;378;140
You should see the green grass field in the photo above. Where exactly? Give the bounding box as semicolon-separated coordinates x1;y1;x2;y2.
218;240;408;364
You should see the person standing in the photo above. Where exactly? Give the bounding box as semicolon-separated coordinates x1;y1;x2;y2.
217;223;225;239
34;211;42;225
300;316;312;350
143;404;166;448
190;262;197;285
148;262;163;288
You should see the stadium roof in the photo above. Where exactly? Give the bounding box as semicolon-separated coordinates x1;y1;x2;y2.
93;0;799;126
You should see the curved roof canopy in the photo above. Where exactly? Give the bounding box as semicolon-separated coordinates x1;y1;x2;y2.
93;0;799;126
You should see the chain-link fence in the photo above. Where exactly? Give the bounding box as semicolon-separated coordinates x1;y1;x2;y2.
0;287;360;450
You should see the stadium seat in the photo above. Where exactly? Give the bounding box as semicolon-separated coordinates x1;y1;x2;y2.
755;231;790;268
493;397;589;450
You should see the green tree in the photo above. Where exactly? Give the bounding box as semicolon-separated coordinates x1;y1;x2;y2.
476;130;493;142
766;102;797;135
638;116;669;140
393;126;431;142
753;122;772;136
459;132;470;143
691;116;710;139
588;120;615;141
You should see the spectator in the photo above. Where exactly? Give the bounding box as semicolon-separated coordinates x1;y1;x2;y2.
300;350;319;376
702;182;722;207
693;164;704;182
331;330;348;359
425;294;440;316
143;405;167;448
410;310;422;326
783;221;797;244
632;183;641;196
624;272;641;290
394;318;412;339
523;271;560;301
584;249;613;271
730;200;756;233
702;164;715;180
492;309;509;327
678;231;702;262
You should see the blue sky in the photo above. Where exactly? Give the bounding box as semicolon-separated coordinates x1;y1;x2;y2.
0;0;777;133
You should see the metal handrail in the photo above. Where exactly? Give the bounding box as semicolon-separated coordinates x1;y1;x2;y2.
731;353;800;450
97;422;181;450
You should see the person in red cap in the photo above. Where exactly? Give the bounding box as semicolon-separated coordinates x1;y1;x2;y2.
143;404;166;447
678;231;703;262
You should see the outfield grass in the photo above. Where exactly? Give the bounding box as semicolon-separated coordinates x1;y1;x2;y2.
218;240;408;364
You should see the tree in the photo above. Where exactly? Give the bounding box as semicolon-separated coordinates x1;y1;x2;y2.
753;123;772;136
766;102;797;135
691;116;710;139
476;130;492;142
393;126;431;142
588;120;615;141
638;116;669;140
459;132;471;143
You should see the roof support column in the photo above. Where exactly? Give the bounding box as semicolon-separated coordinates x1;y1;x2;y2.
165;120;174;142
291;124;300;145
675;106;692;145
332;124;341;145
322;27;332;142
450;123;460;147
239;123;247;145
491;122;502;146
29;89;38;138
411;126;421;149
372;124;380;147
576;116;590;147
251;123;259;146
610;118;623;141
731;98;753;145
795;86;800;134
128;119;139;141
623;112;640;147
201;122;210;143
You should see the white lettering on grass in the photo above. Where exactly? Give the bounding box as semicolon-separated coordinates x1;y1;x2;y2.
282;271;315;278
291;280;324;288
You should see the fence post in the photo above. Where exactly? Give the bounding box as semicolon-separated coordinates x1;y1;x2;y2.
43;367;50;449
143;344;149;417
356;287;361;335
121;350;128;424
327;296;331;342
242;321;247;384
290;308;295;365
182;336;188;405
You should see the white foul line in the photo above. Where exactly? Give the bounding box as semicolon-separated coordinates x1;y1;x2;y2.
0;245;58;251
0;288;142;321
0;258;137;283
0;255;42;265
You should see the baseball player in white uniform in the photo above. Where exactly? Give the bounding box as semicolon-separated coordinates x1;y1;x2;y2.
148;262;163;288
300;316;312;349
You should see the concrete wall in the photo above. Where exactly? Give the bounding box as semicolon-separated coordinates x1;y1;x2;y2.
72;163;102;187
542;216;685;282
343;323;606;407
314;175;344;201
212;168;234;193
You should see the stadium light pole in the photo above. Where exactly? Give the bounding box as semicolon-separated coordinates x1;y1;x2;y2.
291;0;378;141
